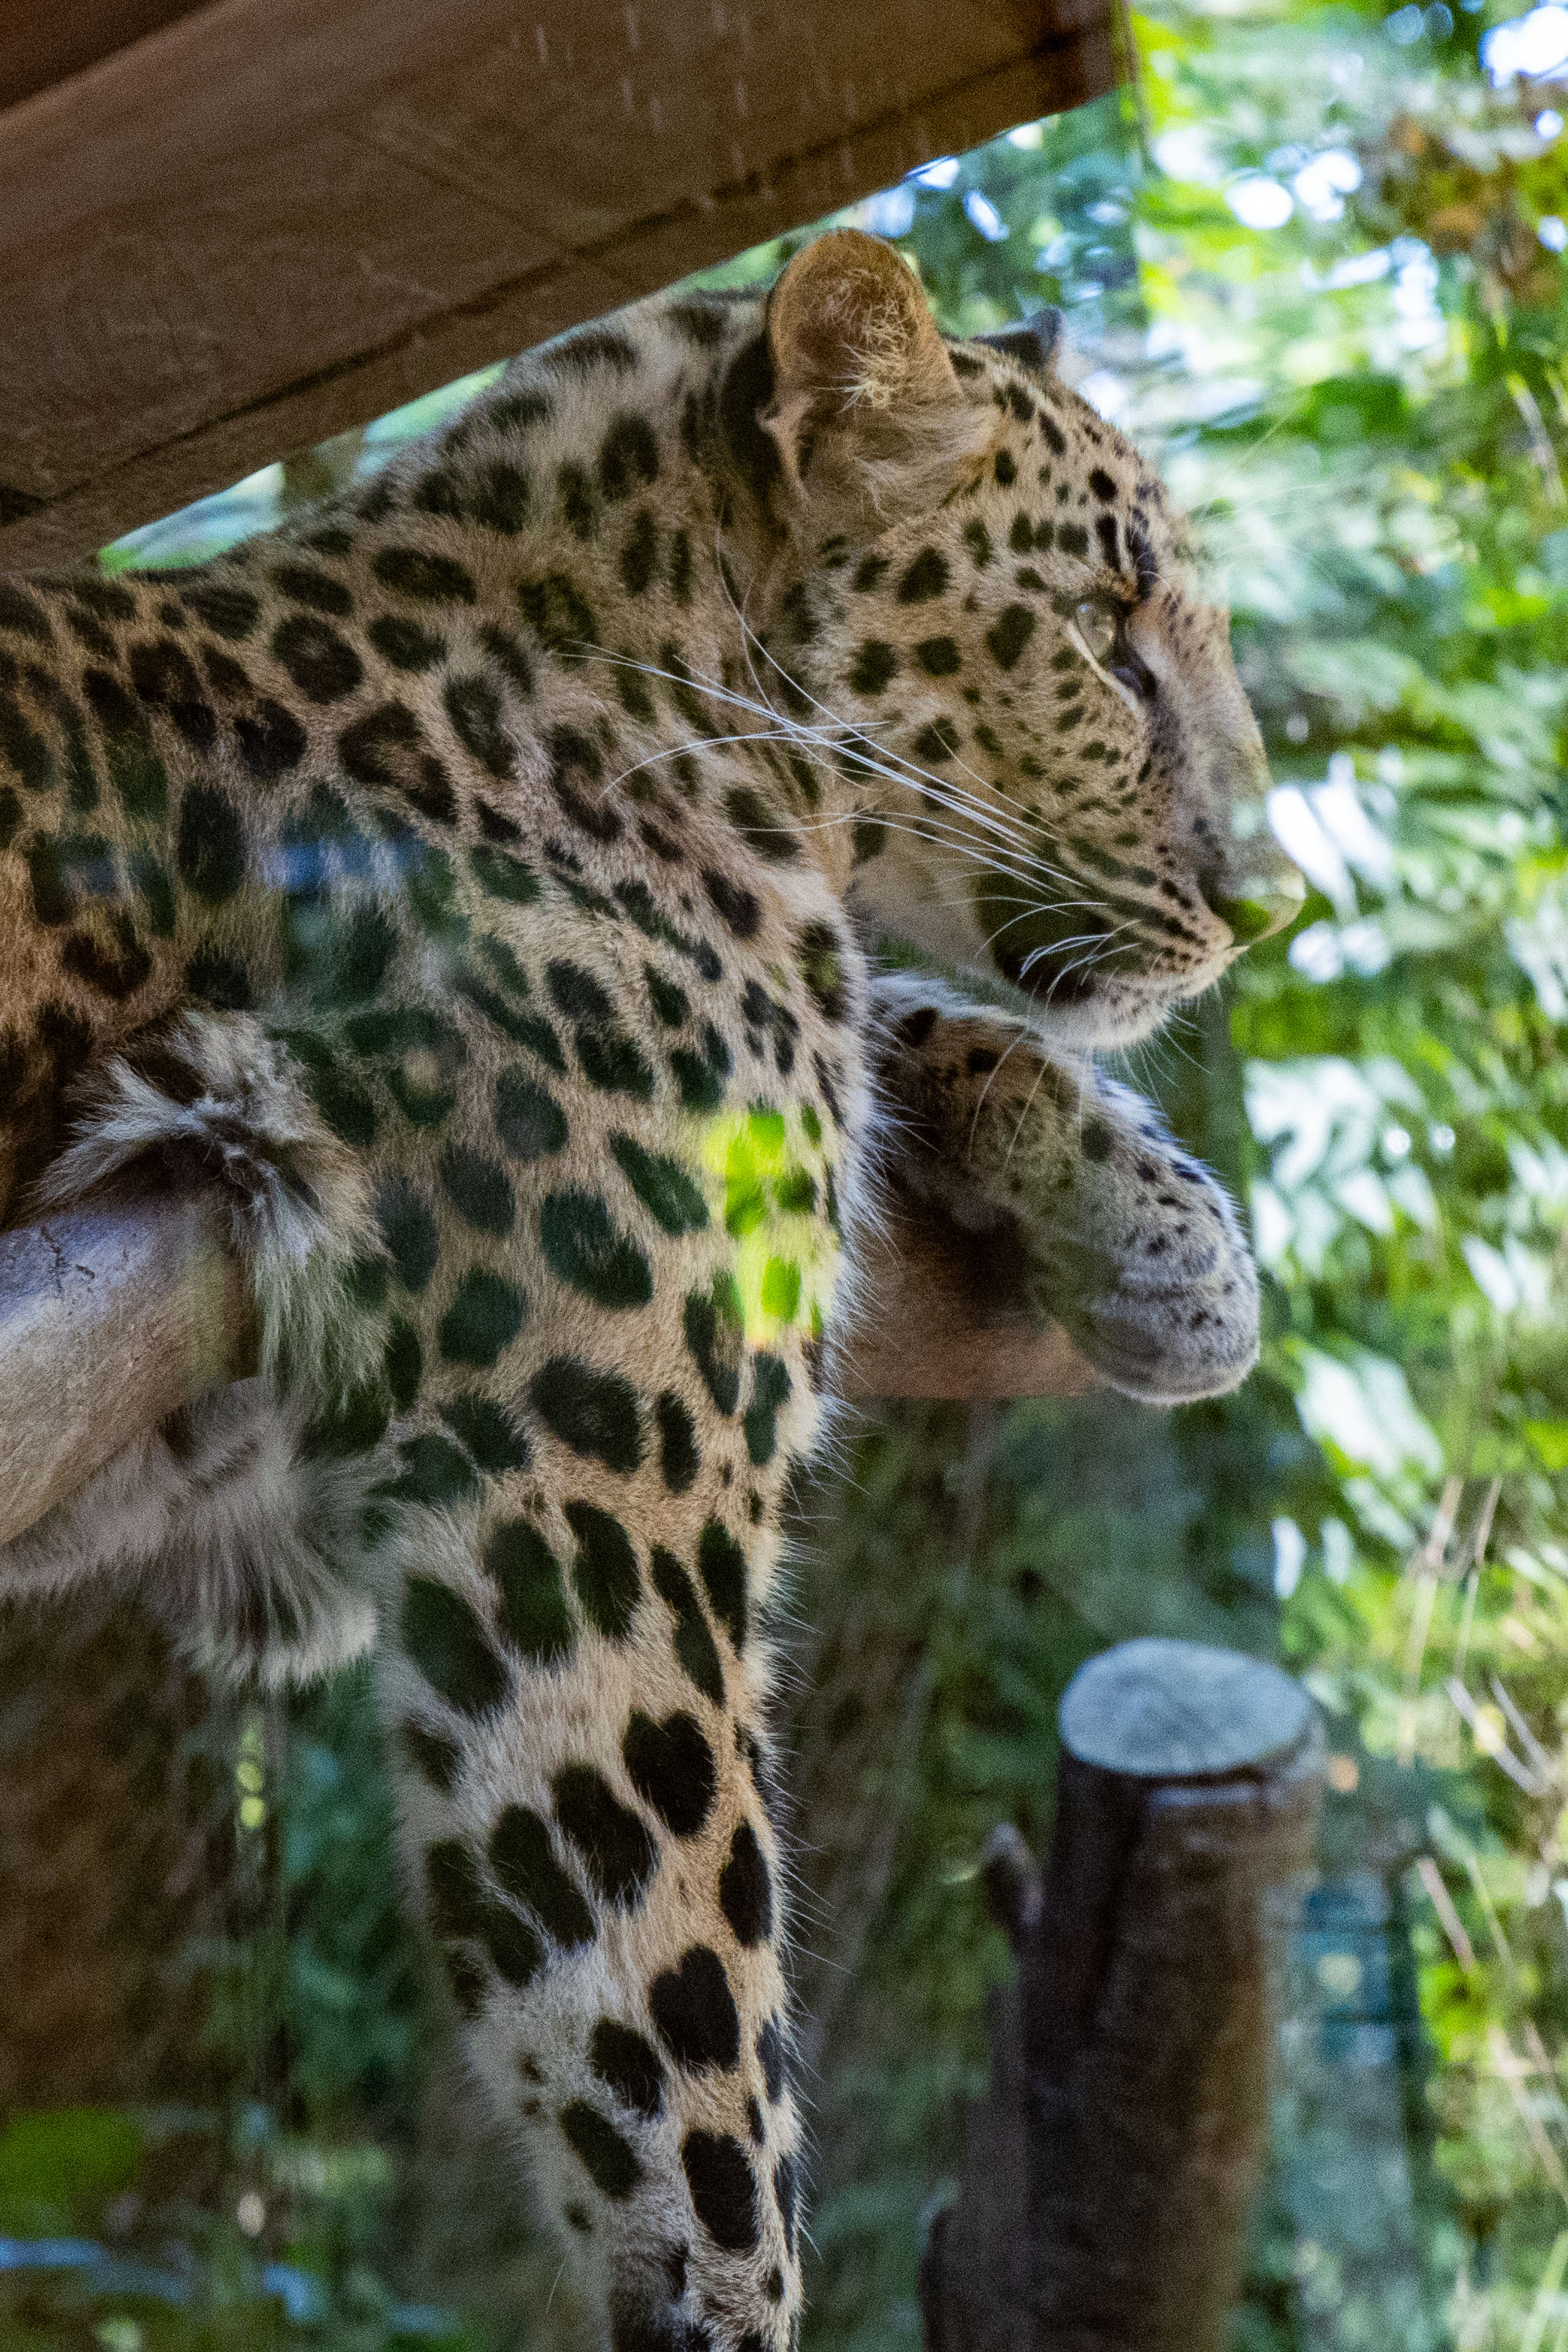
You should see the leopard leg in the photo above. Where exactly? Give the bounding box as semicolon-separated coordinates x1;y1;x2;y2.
867;973;1260;1405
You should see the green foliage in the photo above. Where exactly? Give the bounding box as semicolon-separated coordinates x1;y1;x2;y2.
1117;15;1568;2340
0;2108;143;2236
788;1383;1289;2352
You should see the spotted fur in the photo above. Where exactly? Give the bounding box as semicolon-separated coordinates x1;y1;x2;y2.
0;232;1298;2349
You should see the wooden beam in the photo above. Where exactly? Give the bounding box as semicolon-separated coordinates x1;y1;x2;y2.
0;1194;1088;1550
0;0;1117;569
0;0;210;115
0;1196;255;1551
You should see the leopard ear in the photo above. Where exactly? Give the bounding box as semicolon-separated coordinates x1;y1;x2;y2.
763;230;984;514
973;309;1063;377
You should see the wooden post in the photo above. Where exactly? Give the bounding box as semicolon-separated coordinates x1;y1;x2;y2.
921;1637;1324;2352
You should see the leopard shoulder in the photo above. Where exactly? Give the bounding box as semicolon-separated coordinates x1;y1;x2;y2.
0;228;1298;2351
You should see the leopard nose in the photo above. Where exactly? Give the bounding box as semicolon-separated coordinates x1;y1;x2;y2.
1205;864;1306;943
1201;786;1306;943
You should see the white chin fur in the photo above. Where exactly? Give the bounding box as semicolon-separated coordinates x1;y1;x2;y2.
1013;988;1170;1053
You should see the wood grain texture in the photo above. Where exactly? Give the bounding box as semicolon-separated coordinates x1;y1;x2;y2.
1058;1637;1312;1779
0;0;1117;566
0;1196;255;1549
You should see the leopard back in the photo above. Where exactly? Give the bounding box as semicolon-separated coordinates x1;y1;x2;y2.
0;229;1295;2351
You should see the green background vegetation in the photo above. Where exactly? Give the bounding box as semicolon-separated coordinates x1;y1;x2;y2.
12;1;1568;2342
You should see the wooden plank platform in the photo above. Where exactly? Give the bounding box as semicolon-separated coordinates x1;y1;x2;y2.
0;0;1117;572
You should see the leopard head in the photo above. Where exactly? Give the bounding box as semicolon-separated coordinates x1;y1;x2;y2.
761;230;1303;1048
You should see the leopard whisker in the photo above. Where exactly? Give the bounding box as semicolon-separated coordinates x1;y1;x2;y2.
1014;923;1136;978
788;808;1074;896
576;642;1098;913
787;803;1079;898
712;565;1078;855
968;1019;1044;1148
1002;1042;1065;1172
975;898;1122;951
1025;930;1139;1020
1015;912;1140;982
1011;923;1143;1027
924;729;1077;852
788;742;1075;879
606;729;829;796
933;896;1120;963
639;595;1069;874
720;534;802;752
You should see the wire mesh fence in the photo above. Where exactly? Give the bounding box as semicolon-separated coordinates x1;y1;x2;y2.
0;1588;573;2350
0;1593;232;2122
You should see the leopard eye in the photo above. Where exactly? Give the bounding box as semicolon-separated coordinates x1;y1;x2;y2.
1074;598;1118;667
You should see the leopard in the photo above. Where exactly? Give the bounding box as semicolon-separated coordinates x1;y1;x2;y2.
0;229;1301;2351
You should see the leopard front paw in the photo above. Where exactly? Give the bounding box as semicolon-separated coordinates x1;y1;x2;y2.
1022;1096;1260;1405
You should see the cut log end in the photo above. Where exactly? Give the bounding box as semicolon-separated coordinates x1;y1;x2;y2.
1058;1637;1313;1781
